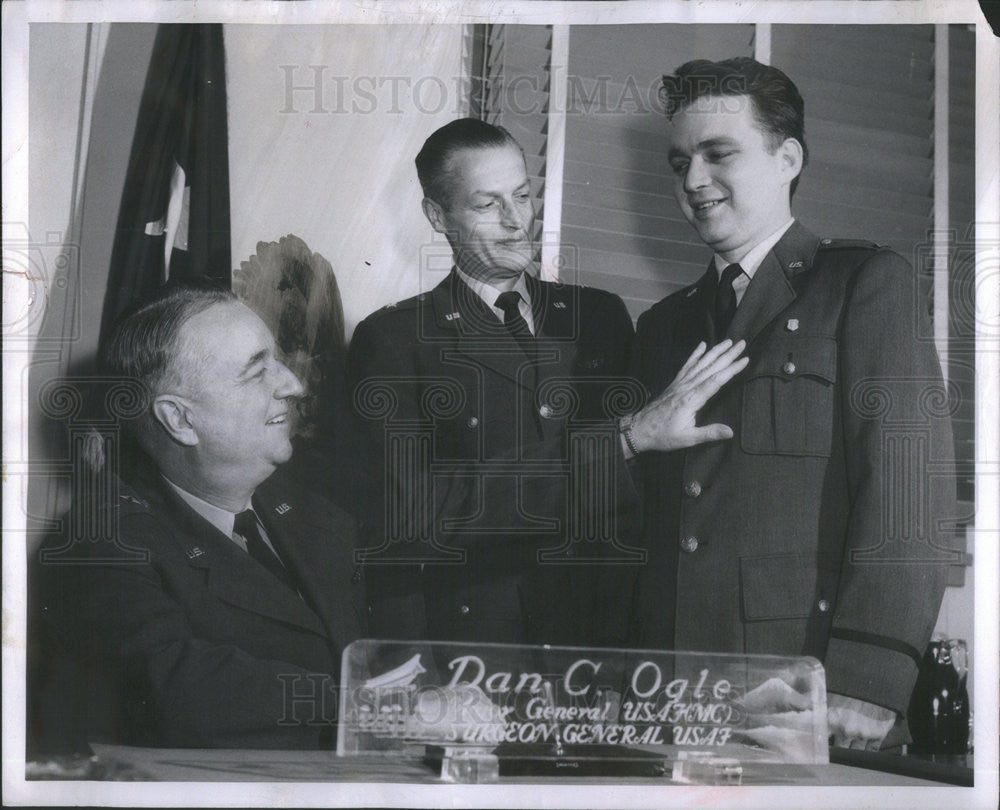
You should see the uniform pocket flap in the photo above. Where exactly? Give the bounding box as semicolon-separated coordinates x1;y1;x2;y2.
740;553;841;621
745;336;837;384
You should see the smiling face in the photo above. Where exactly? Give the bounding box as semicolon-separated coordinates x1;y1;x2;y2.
667;94;802;263
423;143;535;286
168;301;304;495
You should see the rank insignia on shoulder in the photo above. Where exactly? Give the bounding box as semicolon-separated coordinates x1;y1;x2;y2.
553;301;567;309
445;312;461;321
275;503;292;515
186;547;205;559
385;301;397;309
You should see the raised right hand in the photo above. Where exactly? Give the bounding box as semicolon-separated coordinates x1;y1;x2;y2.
629;339;748;454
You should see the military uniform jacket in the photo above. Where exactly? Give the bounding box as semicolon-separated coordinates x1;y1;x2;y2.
630;222;957;716
348;270;640;647
32;461;367;750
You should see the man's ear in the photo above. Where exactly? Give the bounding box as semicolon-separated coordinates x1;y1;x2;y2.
151;395;199;447
779;137;804;184
421;197;447;234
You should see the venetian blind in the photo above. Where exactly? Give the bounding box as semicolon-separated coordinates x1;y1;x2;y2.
948;24;975;505
561;25;754;319
472;24;551;256
771;26;935;267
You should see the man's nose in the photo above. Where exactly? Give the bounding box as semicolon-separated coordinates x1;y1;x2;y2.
500;198;530;231
274;361;305;399
683;157;710;193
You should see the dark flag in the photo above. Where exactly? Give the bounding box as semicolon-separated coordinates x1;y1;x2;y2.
99;23;231;346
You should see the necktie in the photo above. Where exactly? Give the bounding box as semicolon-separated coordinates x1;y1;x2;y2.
494;290;534;353
234;509;296;591
714;263;744;339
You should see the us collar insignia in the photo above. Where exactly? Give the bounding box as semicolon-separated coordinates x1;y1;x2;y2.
186;547;205;559
788;261;804;269
275;503;292;515
686;287;698;298
553;301;567;309
445;312;461;321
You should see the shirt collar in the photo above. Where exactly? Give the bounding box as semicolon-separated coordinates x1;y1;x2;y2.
713;218;795;280
162;475;252;540
455;266;532;318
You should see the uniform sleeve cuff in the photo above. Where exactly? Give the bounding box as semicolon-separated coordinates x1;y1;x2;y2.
824;636;920;716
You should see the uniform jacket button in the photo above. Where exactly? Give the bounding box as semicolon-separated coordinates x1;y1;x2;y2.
782;361;796;375
460;604;471;615
817;599;831;613
539;404;553;419
466;415;480;428
680;536;699;553
684;480;702;498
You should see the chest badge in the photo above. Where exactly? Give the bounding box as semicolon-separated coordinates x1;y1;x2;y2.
275;503;292;515
785;319;800;332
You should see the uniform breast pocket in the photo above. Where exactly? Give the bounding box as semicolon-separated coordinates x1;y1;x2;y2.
741;336;837;457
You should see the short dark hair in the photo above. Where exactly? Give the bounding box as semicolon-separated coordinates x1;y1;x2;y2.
661;57;808;196
101;280;237;412
415;118;523;206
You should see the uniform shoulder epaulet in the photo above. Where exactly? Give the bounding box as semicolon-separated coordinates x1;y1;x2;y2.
817;237;886;251
668;280;700;304
113;481;153;517
367;292;427;319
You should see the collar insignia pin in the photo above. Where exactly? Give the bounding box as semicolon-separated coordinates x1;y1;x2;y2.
789;261;803;269
186;547;204;559
686;288;698;298
786;319;800;332
445;312;461;321
553;301;567;309
275;503;291;515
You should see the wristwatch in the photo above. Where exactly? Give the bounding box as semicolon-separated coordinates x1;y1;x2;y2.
617;412;641;457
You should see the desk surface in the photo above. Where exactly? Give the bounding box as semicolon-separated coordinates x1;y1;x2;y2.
67;744;963;786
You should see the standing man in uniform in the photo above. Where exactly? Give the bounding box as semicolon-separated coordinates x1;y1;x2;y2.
349;118;746;648
629;58;957;749
31;283;367;751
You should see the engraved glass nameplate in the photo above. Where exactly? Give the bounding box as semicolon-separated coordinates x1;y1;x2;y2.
337;640;829;782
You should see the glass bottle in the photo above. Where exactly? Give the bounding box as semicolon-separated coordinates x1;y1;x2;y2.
907;638;959;754
946;639;970;755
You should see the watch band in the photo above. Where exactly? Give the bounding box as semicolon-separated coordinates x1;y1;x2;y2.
618;414;641;457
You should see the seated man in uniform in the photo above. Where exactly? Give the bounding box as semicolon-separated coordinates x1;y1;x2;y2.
30;282;367;751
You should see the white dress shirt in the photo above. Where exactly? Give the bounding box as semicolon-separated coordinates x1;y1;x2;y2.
162;476;280;558
455;267;536;335
712;218;795;306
